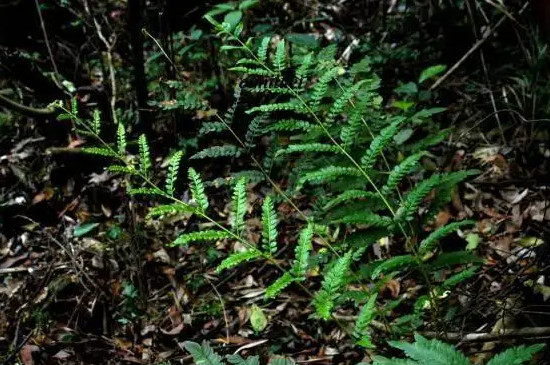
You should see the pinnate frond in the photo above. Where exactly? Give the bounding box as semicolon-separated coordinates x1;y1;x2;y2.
486;344;545;365
275;143;341;158
361;117;405;170
138;134;152;175
323;190;380;211
261;196;278;254
371;255;416;279
92;109;101;134
313;251;352;319
418;220;474;255
148;203;194;218
290;224;313;279
265;272;293;299
116;123;126;154
231;177;247;235
387;333;471;365
165;151;183;196
257;36;270;63
297;166;361;189
171;230;231;247
274;39;286;72
191;145;243;160
381;152;426;196
216;248;262;273
81;147;117;157
188;168;209;213
183;341;224;365
353;293;378;348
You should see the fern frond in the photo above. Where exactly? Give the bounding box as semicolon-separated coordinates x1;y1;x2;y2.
441;266;479;289
297;166;361;189
371;255;416;279
418;220;474;255
266;119;313;132
275;143;341;158
360;117;405;170
81;147;117;157
290;224;313;280
216;248;262;273
323;190;379;211
199;122;226;136
183;341;224;365
171;230;231;247
257;36;271;63
107;165;137;174
147;203;194;218
235;57;261;67
396;173;443;222
232;177;247;235
326;80;367;124
313;251;353;319
227;354;260;365
230;66;276;76
246;101;306;115
388;333;471;365
274;39;286;72
261;196;278;254
381;152;426;196
92;109;101;134
116;122;126;154
246;85;294;95
191;145;243;160
331;212;392;228
265;272;293;299
165;151;183;196
127;187;164;196
138;134;152;175
310;66;342;111
188;168;209;213
294;53;313;89
486;344;545;365
353;293;378;348
428;251;484;270
372;357;417;365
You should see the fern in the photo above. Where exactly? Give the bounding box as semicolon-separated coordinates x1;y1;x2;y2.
107;165;137;174
188;168;209;213
165;151;183;196
274;39;286;72
231;178;247;236
396;173;444;222
138;134;152;175
486;344;545;365
313;250;352;319
330;212;392;228
381;152;426;196
290;224;313;280
275;143;342;158
441;266;479;289
246;101;306;115
191;145;243;160
353;293;378;348
418;220;474;255
267;119;313;132
81;147;117;157
230;66;276;76
170;230;231;247
310;66;342;110
388;333;471;365
265;272;294;299
227;354;260;365
184;341;224;365
147;203;194;218
257;36;270;63
371;255;416;279
116;122;126;154
199;121;226;136
326;80;367;124
216;247;262;273
127;187;163;196
92;109;101;134
361;116;405;170
294;53;313;89
297;166;361;189
323;190;380;211
261;196;278;254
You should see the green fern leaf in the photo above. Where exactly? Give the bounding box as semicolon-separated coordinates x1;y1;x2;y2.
183;341;224;365
188;168;209;213
396;173;443;221
330;212;392;228
372;357;418;365
428;251;484;270
313;250;353;319
138;134;152;175
257;36;270;63
441;266;479;289
191;145;243;160
381;152;426;196
199;122;226;136
230;66;276;76
247;85;294;95
232;177;247;235
388;333;471;365
353;293;378;348
290;224;313;280
171;230;231;246
165;151;184;196
294;53;313;89
275;143;342;158
323;190;380;211
92;109;101;134
227;354;260;365
116;122;126;154
246;101;306;115
81;147;117;157
310;66;342;110
326;80;367;124
486;344;545;365
360;117;405;170
266;119;313;132
274;39;286;72
216;248;262;273
265;272;293;299
297;166;361;189
418;220;474;255
107;165;137;174
127;187;164;196
371;255;416;279
147;203;194;218
261;196;278;254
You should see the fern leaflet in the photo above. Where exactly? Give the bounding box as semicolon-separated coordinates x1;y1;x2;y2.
261;196;278;254
188;168;209;213
170;230;231;247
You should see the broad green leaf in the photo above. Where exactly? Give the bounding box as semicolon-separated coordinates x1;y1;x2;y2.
250;304;268;332
419;64;447;84
74;222;99;237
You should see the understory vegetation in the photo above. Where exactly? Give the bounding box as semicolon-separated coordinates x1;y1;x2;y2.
1;0;550;364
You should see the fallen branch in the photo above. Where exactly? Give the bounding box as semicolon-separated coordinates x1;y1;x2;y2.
0;93;56;117
423;327;550;342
